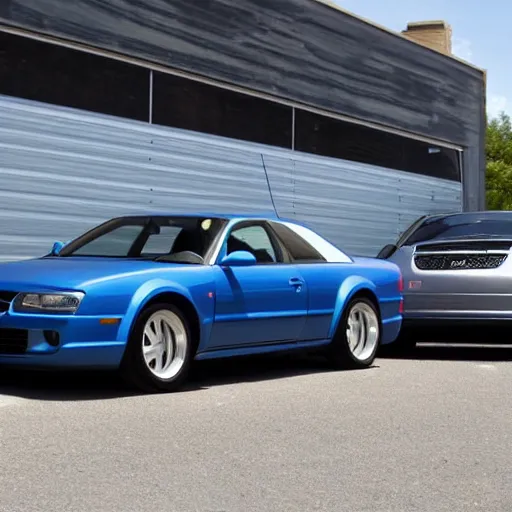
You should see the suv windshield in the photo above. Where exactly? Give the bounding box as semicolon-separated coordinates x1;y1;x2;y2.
404;213;512;246
58;216;226;262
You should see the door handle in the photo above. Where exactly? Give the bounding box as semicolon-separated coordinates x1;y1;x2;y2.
289;277;304;288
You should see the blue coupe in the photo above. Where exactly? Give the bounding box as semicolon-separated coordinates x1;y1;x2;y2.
0;214;403;392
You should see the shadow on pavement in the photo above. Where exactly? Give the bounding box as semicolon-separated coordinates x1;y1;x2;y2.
186;353;375;390
0;368;135;402
379;343;512;362
0;353;375;402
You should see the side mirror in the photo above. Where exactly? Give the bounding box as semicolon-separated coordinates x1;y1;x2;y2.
220;250;257;267
51;241;65;256
377;244;397;260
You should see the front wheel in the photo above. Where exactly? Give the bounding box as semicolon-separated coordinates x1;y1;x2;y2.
120;303;193;393
327;297;381;369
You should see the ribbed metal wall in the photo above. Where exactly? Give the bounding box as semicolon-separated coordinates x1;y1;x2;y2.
263;153;462;255
0;95;461;261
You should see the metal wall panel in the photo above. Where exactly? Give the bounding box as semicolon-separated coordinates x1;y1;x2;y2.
262;152;461;256
0;95;277;261
0;95;461;261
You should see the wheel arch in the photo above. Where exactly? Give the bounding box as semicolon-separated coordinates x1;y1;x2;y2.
117;279;203;353
141;292;201;351
328;276;381;340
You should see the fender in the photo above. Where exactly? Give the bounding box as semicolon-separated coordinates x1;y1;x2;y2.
328;275;378;339
116;278;213;346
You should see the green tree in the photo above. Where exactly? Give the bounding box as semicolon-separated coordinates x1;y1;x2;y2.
486;112;512;210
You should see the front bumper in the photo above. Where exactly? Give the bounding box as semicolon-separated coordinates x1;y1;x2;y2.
0;312;127;369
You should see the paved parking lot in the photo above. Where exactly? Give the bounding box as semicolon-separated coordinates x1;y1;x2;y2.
1;346;511;512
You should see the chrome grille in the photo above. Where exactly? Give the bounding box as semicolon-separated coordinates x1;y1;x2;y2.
414;254;508;271
415;241;512;252
0;291;18;312
0;328;29;354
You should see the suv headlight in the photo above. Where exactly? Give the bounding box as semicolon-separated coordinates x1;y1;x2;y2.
13;292;84;313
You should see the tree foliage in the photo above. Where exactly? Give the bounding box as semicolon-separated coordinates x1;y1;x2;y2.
486;112;512;210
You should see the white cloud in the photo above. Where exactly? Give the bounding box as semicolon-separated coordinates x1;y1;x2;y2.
452;37;473;62
487;94;509;119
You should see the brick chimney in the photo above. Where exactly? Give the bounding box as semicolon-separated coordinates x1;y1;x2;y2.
402;20;452;55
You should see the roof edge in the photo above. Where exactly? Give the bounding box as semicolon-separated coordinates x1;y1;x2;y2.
312;0;486;74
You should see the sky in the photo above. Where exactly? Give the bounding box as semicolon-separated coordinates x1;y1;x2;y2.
333;0;510;119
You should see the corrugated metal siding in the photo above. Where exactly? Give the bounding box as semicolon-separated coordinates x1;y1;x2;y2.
0;95;461;261
263;152;461;256
0;95;277;261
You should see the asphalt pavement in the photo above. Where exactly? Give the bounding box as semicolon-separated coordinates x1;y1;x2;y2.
1;346;511;512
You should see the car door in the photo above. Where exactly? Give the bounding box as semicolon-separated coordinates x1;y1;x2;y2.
207;220;309;350
269;220;354;341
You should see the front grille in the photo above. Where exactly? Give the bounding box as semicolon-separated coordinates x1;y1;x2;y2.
0;291;18;312
0;328;29;354
415;253;508;271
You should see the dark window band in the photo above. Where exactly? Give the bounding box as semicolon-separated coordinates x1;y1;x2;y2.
152;71;293;148
294;110;461;182
0;31;149;122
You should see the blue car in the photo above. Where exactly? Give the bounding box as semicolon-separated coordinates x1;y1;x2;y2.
0;213;403;392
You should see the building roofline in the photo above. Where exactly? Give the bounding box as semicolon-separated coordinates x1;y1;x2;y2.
313;0;486;74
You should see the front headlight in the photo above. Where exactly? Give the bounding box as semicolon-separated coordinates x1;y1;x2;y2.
13;292;85;313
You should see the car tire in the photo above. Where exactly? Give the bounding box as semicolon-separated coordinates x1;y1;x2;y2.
326;296;381;369
120;303;194;393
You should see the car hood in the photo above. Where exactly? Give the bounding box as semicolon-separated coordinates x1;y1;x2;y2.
0;257;190;291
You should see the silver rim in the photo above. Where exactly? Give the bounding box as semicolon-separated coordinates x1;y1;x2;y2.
346;302;380;361
142;310;188;380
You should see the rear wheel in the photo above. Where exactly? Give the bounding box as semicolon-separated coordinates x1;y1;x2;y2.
120;303;193;393
327;296;381;369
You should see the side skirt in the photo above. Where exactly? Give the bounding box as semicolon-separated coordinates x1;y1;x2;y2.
194;338;332;361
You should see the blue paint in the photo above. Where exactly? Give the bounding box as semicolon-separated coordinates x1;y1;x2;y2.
51;241;65;256
219;250;257;267
0;214;403;369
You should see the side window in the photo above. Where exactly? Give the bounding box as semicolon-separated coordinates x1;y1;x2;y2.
270;222;326;263
227;224;278;263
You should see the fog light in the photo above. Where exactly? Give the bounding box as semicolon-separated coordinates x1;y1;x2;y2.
43;330;60;347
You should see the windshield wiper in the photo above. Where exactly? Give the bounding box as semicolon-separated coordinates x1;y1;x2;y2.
154;252;205;265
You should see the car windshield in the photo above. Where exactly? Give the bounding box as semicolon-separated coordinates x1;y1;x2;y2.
404;213;512;246
58;215;227;263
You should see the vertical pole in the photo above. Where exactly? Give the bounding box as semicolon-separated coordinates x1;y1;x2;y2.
148;69;154;124
291;107;296;150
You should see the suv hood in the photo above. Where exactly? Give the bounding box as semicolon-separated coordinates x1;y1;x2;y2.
0;257;189;291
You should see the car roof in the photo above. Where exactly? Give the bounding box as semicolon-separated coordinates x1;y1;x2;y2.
115;211;304;225
425;210;512;222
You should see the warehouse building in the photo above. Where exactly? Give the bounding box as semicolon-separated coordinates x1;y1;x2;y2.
0;0;486;260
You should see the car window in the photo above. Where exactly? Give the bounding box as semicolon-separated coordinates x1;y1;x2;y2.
141;226;183;255
227;224;278;263
60;216;227;261
72;225;145;257
270;222;326;263
404;214;512;245
395;215;427;246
